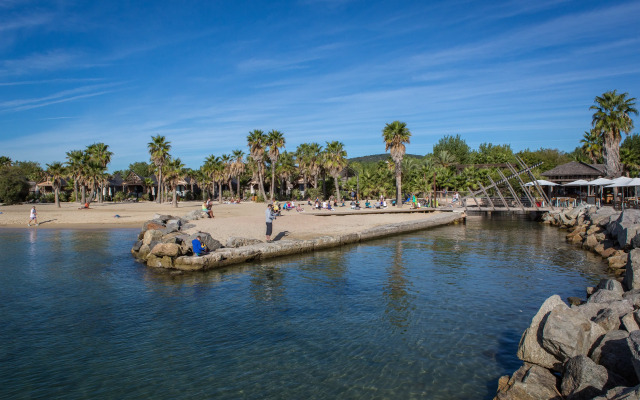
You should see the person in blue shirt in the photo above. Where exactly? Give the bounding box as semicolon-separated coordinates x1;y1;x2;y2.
192;236;208;256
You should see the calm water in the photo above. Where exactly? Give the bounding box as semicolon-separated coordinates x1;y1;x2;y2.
0;216;607;399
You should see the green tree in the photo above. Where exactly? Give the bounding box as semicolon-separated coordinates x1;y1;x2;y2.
148;135;171;203
86;142;112;203
0;156;12;168
247;129;267;200
65;150;84;202
470;143;514;164
266;129;285;201
432;134;470;164
323;141;348;202
46;162;66;207
128;161;154;178
164;157;185;207
621;133;640;177
590;90;638;176
13;161;44;182
231;150;245;199
382;121;412;207
0;167;29;204
580;129;603;164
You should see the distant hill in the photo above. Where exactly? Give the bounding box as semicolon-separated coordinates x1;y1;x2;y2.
348;154;424;164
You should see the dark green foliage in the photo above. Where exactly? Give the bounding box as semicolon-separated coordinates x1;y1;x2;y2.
128;161;155;177
432;134;470;164
621;133;640;176
0;167;30;204
516;148;572;174
470;143;514;164
13;161;43;182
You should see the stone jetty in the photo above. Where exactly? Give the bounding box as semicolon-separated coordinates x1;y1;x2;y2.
131;210;466;271
495;207;640;400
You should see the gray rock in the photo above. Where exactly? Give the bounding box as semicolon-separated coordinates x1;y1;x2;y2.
562;355;609;400
594;308;622;332
143;229;164;246
568;297;584;306
593;385;640;400
591;330;637;386
624;250;640;291
575;300;634;322
131;240;143;252
494;363;562;400
611;210;640;249
517;295;566;370
150;243;182;257
628;331;640;384
622;313;640;333
591;208;620;228
633;234;640;250
142;219;165;232
188;232;222;252
165;218;182;232
226;236;263;248
541;306;595;365
183;210;206;221
589;289;624;304
597;279;626;296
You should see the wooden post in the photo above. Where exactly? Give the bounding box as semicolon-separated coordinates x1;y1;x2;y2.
488;176;509;210
467;187;480;210
515;156;552;209
479;183;495;210
498;169;524;211
507;163;538;209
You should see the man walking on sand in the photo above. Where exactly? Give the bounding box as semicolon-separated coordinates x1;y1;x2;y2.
27;206;38;226
265;203;275;242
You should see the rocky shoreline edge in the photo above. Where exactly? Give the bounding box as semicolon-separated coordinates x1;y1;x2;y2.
494;206;640;400
130;210;466;271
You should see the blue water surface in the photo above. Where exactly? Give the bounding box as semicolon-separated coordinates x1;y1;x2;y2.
0;216;607;399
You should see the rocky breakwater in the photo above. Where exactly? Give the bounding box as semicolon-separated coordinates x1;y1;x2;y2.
542;206;640;278
131;210;466;271
494;207;640;399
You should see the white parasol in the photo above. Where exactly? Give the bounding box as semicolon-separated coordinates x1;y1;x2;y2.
524;179;558;187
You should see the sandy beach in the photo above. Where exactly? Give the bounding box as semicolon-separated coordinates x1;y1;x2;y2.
0;200;453;244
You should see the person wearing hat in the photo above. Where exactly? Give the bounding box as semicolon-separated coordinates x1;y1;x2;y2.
265;203;275;242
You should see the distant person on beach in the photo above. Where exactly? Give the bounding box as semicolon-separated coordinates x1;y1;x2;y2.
202;199;214;218
192;236;208;256
265;204;275;242
27;206;38;226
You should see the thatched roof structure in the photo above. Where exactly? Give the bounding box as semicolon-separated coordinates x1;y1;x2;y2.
541;162;606;183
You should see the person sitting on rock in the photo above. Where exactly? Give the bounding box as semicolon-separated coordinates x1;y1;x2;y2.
192;236;208;256
202;199;214;218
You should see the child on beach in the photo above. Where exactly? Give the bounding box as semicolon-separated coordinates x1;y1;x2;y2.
27;206;38;226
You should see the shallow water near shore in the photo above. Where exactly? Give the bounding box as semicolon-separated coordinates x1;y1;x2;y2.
0;215;607;399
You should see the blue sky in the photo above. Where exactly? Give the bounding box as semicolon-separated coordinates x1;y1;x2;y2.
1;0;639;171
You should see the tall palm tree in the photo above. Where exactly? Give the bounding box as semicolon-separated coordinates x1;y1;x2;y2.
247;130;267;200
86;142;113;203
323;141;348;202
295;143;311;193
221;154;233;202
276;151;298;198
382;121;412;207
266;129;285;201
46;162;66;208
65;149;84;202
231;149;245;199
148;135;171;203
307;142;323;189
590;90;638;177
580;129;603;164
164;158;185;208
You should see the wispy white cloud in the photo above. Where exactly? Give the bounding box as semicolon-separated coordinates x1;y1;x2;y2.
0;12;53;31
0;83;122;112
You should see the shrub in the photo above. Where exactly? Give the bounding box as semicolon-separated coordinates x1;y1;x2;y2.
42;193;55;203
113;191;127;202
291;189;302;200
140;193;150;201
305;187;321;200
0;168;30;204
255;194;265;203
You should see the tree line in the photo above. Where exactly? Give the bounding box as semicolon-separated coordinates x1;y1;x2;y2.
0;90;636;207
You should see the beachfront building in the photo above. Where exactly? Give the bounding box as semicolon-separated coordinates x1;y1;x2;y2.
541;161;606;184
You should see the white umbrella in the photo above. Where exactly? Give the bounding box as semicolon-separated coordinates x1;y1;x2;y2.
605;177;633;188
524;179;558;187
588;178;614;186
564;179;590;186
623;177;640;187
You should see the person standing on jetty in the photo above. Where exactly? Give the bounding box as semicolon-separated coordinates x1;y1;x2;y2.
265;203;275;242
27;206;38;226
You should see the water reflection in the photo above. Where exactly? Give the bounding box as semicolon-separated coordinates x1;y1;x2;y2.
250;265;286;303
383;240;412;330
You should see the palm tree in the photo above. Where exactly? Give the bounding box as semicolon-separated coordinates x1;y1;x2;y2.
143;178;155;198
0;156;12;168
65;149;84;202
247;130;267;200
164;158;185;208
266;129;285;201
590;90;638;177
86;142;113;203
382;121;412;207
231;150;245;199
323;141;348;202
148;135;172;203
221;154;233;203
276;151;298;198
46;162;66;208
580;129;603;164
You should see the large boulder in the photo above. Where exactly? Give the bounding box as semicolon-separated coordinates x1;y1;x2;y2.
622;313;640;333
591;208;620;228
594;308;622;332
188;232;222;252
561;355;609;400
150;243;182;258
494;363;562;400
517;295;565;370
624;249;640;291
597;279;625;296
610;210;640;249
542;307;603;366
143;229;164;246
589;289;624;304
609;251;630;271
142;219;165;232
593;385;640;400
591;330;638;386
184;209;207;221
629;331;640;384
